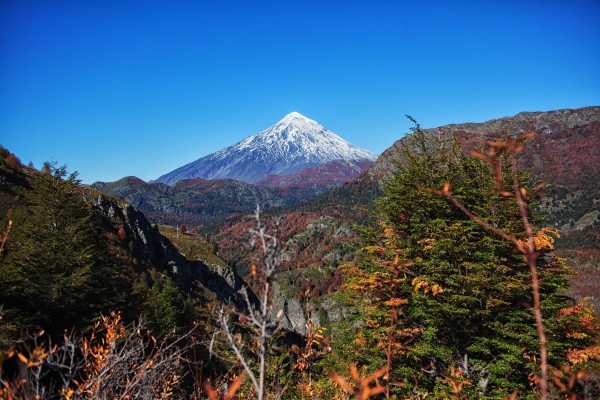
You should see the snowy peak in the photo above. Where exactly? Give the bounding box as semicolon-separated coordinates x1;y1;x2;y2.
268;112;331;140
278;111;321;128
282;111;309;121
284;111;303;118
155;113;377;185
237;112;327;149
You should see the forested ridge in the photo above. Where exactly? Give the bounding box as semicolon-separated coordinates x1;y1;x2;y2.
1;116;599;398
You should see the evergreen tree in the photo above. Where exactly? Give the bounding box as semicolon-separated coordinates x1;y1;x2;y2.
338;123;594;398
132;270;191;338
0;162;130;342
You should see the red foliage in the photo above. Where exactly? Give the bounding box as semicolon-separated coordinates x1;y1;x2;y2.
311;287;322;298
256;160;373;188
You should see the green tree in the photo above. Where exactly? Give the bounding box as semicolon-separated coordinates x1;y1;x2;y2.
0;162;130;342
132;270;191;338
340;122;594;398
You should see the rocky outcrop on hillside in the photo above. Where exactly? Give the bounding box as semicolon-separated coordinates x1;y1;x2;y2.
370;107;600;186
91;194;254;305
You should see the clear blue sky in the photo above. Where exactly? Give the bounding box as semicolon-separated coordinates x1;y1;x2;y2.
1;0;599;183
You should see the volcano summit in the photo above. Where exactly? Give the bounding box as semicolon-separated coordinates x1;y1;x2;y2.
155;112;377;185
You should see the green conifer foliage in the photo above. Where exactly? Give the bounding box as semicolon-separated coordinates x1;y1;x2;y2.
344;123;593;398
132;270;191;338
0;162;130;342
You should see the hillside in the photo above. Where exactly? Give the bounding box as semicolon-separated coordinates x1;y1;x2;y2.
91;176;290;226
0;148;250;342
370;107;600;250
255;159;373;188
92;160;374;227
92;175;339;226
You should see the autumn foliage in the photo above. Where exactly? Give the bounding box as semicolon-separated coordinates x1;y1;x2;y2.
0;312;196;399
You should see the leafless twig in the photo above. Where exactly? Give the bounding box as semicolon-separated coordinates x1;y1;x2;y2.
214;206;282;400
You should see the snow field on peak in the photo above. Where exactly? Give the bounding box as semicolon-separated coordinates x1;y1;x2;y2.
155;112;376;185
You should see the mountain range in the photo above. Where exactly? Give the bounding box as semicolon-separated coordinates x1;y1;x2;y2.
92;113;376;224
3;105;599;336
94;108;600;254
2;106;599;398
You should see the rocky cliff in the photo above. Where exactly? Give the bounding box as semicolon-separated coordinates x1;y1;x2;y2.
91;193;255;307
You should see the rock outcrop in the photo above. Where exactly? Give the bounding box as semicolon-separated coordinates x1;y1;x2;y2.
92;194;254;306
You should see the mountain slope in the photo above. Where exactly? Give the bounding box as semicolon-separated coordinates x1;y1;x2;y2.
0;149;253;341
91;176;296;226
256;159;373;188
155;112;376;185
369;106;600;249
369;106;600;187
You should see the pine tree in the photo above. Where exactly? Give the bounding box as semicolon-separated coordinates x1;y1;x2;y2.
132;270;191;338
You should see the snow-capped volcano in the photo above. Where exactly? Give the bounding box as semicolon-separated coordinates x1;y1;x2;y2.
155;112;377;185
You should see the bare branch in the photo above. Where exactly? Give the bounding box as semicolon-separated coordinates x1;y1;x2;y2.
212;206;282;400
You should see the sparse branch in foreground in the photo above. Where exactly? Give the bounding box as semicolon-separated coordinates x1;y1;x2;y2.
217;307;260;392
0;312;199;399
204;370;246;400
213;206;282;400
330;363;389;400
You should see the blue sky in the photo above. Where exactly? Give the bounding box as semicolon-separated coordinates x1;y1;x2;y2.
1;0;599;183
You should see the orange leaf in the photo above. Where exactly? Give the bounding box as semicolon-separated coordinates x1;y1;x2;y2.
442;182;451;194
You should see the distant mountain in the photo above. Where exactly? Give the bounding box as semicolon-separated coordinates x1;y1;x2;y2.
255;159;373;188
91;176;294;226
92;171;371;226
92;161;374;226
155;112;377;185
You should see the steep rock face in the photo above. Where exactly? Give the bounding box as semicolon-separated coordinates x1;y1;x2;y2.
272;281;312;335
155;112;376;185
92;194;252;305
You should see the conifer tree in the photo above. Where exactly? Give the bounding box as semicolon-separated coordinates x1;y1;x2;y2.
132;270;191;338
339;123;594;398
0;162;130;342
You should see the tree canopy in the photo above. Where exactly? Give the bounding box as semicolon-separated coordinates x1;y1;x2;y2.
331;122;596;398
0;162;132;342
